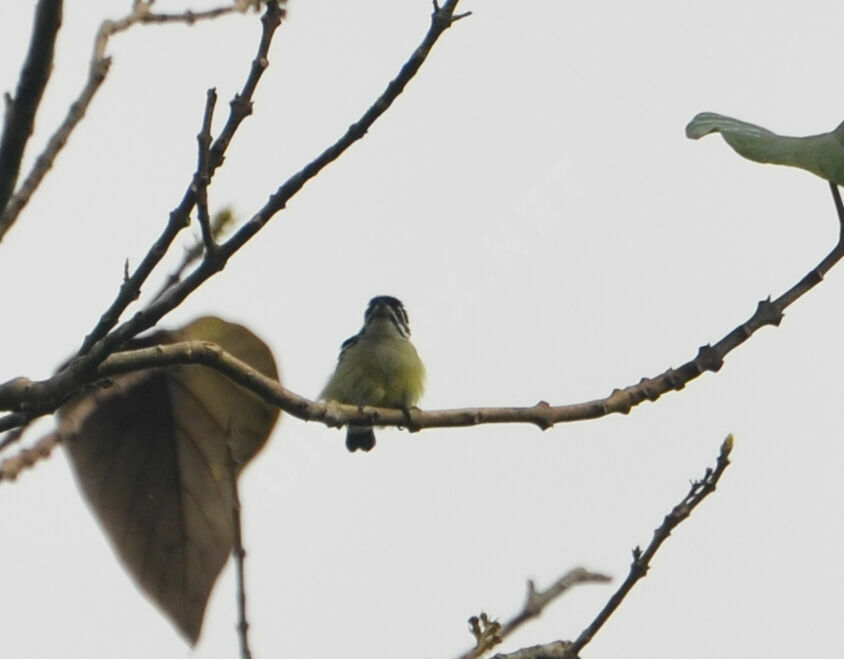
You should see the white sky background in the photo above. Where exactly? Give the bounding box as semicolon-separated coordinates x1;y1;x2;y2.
2;1;844;657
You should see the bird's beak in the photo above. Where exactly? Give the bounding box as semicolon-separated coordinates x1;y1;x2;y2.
370;302;390;318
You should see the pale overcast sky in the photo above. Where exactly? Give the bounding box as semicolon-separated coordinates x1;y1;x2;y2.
2;1;844;658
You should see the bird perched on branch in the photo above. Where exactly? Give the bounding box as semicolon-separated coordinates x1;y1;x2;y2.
320;296;425;452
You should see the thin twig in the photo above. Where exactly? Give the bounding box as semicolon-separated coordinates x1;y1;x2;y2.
0;412;34;443
93;3;244;60
457;569;611;659
499;570;612;643
0;58;109;239
561;435;734;658
0;2;247;242
475;437;733;659
0;431;60;482
226;441;253;659
195;88;218;257
218;0;470;261
0;425;28;453
0;0;63;232
151;208;237;301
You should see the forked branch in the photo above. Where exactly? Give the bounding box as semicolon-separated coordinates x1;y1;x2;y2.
0;1;255;242
456;437;732;659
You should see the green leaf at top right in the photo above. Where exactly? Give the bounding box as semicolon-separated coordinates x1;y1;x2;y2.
686;112;844;185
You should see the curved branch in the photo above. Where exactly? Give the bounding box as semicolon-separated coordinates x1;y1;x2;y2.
51;184;839;440
0;14;840;455
0;180;841;438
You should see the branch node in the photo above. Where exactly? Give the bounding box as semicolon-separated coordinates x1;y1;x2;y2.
695;344;723;372
608;387;632;414
638;377;663;402
752;296;783;327
533;400;553;430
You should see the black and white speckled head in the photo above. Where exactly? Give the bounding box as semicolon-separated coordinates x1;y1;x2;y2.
363;295;411;338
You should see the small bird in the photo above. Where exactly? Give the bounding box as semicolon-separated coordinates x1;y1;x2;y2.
320;296;426;452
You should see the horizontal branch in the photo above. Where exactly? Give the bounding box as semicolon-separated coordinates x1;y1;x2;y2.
0;182;842;439
61;183;844;438
0;1;470;448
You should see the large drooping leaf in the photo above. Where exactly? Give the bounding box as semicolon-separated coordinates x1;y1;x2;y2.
59;316;280;644
686;112;844;185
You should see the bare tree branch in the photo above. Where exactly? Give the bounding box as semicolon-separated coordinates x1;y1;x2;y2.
151;208;236;301
0;57;108;239
227;441;253;659
499;570;612;645
0;431;59;482
33;182;832;439
561;435;733;658
76;0;470;368
488;642;573;659
458;569;611;659
0;1;471;448
0;1;251;242
0;10;835;463
0;0;62;227
77;1;285;357
195;88;219;258
217;0;471;257
0;178;841;439
0;184;842;436
459;437;732;659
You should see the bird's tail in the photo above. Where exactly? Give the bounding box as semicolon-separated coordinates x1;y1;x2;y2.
346;426;376;452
